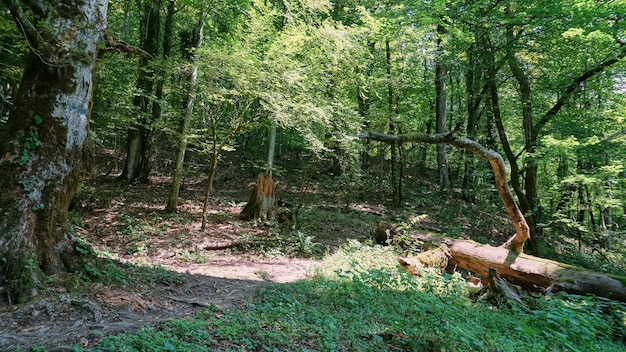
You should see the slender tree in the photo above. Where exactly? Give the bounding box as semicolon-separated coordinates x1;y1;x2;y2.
435;24;451;197
167;3;206;211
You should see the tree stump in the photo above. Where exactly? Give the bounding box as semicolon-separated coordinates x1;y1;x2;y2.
239;173;275;221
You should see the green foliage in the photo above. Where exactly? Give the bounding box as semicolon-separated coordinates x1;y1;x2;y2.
246;230;325;257
176;247;213;264
297;205;380;241
93;244;626;351
224;230;325;258
0;5;27;123
528;293;626;351
114;212;168;256
16;115;44;166
95;316;213;352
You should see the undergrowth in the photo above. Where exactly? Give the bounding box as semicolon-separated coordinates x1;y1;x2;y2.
90;242;626;352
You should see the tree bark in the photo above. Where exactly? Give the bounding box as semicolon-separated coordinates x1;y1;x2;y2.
239;173;276;221
358;131;530;252
435;24;451;198
0;0;108;303
166;3;205;211
267;119;277;172
394;232;626;302
506;44;541;251
119;0;162;184
385;39;400;206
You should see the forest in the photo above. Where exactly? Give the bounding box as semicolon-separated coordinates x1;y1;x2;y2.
1;0;626;350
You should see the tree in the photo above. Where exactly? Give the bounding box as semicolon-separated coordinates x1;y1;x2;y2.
434;23;451;198
496;1;626;250
166;3;206;212
119;0;163;183
359;130;530;252
0;0;109;303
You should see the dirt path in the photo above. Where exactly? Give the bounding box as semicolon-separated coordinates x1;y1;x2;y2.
0;255;320;351
0;172;373;351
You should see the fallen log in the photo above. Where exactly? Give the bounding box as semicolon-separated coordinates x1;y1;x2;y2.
361;130;626;301
392;230;626;302
447;240;626;301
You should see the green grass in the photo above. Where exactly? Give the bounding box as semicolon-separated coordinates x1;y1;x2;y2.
90;242;626;352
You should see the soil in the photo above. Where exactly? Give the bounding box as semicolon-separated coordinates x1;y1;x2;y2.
0;151;513;351
0;170;373;351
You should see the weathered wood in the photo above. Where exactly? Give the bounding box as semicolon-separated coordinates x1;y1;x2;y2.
239;173;276;221
490;267;524;304
359;131;530;252
394;230;626;301
448;240;626;300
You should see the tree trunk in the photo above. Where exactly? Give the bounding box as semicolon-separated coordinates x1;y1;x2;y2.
201;151;220;229
199;99;254;228
166;4;205;211
119;0;161;184
435;24;451;198
386;39;400;206
507;48;541;251
267;119;277;172
0;0;108;303
239;173;276;221
394;233;626;302
462;34;486;201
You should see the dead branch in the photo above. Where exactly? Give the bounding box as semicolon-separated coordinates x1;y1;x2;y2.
100;32;153;59
358;131;530;252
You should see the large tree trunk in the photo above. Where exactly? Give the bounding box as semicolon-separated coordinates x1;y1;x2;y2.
0;0;108;303
392;231;626;302
446;241;626;300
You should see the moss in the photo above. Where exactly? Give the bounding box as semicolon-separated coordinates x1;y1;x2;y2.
607;274;626;287
5;253;46;304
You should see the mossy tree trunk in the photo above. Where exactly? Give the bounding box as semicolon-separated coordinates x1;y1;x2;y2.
0;0;108;303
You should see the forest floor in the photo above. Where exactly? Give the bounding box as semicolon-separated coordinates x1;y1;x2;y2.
0;166;381;351
0;154;514;351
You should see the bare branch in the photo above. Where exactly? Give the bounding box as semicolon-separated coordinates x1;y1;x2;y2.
359;131;530;252
100;32;153;59
534;43;626;136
